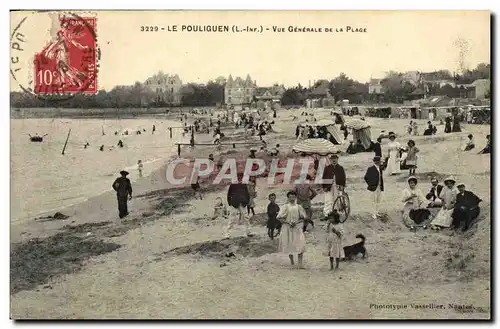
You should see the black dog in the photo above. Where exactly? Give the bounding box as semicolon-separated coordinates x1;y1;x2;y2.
343;234;367;260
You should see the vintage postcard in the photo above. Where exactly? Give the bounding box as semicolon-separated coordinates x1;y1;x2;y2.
10;10;491;319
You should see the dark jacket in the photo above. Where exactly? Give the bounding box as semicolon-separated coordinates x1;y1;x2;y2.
227;183;250;208
267;202;280;219
364;165;384;192
426;184;443;201
322;164;346;188
371;142;382;158
456;191;482;209
112;177;132;197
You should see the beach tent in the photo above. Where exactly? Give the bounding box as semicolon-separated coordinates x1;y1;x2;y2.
468;106;491;124
313;120;344;144
302;119;344;144
292;138;339;156
344;119;372;150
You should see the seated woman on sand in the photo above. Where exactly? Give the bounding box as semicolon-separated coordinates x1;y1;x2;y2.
401;176;431;229
430;176;458;231
478;135;491;154
464;134;475;151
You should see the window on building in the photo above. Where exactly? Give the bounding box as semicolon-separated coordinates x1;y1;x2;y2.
228;97;232;103
159;88;163;93
171;87;174;93
228;89;231;95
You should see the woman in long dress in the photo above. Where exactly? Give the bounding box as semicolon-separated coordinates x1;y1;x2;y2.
277;191;307;268
401;176;430;229
385;133;402;175
431;176;458;230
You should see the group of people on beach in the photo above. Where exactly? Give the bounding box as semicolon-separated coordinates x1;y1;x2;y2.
109;106;487;271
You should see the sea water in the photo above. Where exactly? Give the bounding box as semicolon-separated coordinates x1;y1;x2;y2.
11;117;187;222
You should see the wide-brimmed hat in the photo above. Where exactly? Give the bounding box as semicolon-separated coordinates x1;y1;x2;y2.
388;132;396;139
120;170;129;176
407;176;418;184
249;147;257;152
457;183;465;188
444;176;456;184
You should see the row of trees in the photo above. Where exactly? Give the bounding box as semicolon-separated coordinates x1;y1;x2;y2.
281;63;490;105
10;79;227;109
10;64;490;108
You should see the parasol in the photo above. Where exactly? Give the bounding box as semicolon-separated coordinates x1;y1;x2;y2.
344;119;370;130
293;138;339;156
313;119;336;127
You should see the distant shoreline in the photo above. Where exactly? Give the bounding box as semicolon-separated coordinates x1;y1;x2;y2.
10;106;223;119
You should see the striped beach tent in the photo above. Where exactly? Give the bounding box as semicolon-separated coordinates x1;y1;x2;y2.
344;119;372;150
344;118;370;130
292;138;339;156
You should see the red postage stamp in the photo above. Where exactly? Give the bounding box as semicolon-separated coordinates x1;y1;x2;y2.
34;15;97;95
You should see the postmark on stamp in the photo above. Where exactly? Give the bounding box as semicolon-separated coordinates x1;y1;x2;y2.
34;15;97;95
11;11;99;98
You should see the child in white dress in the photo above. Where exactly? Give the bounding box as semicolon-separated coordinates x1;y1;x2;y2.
325;210;345;271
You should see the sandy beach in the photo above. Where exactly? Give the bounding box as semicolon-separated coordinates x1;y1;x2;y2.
10;109;490;319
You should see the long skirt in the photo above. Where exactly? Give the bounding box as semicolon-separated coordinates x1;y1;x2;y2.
326;231;344;258
403;207;431;227
386;154;401;175
279;223;306;255
431;208;454;228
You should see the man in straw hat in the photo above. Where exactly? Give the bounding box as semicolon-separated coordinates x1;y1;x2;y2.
364;156;385;219
452;183;482;232
112;170;133;219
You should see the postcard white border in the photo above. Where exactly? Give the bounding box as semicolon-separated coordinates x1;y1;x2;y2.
3;0;497;327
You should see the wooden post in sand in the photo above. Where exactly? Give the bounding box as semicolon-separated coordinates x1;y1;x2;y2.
61;128;71;155
177;143;181;157
169;127;173;138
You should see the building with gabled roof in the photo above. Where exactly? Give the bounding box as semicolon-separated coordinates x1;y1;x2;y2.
224;74;257;105
143;71;183;105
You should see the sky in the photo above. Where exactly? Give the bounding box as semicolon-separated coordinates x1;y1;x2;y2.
10;10;491;91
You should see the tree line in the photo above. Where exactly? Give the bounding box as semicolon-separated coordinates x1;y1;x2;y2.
281;63;490;105
10;64;490;108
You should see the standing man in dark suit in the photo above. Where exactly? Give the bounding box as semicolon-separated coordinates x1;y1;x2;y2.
371;136;383;158
364;156;384;219
321;154;346;192
112;170;133;219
